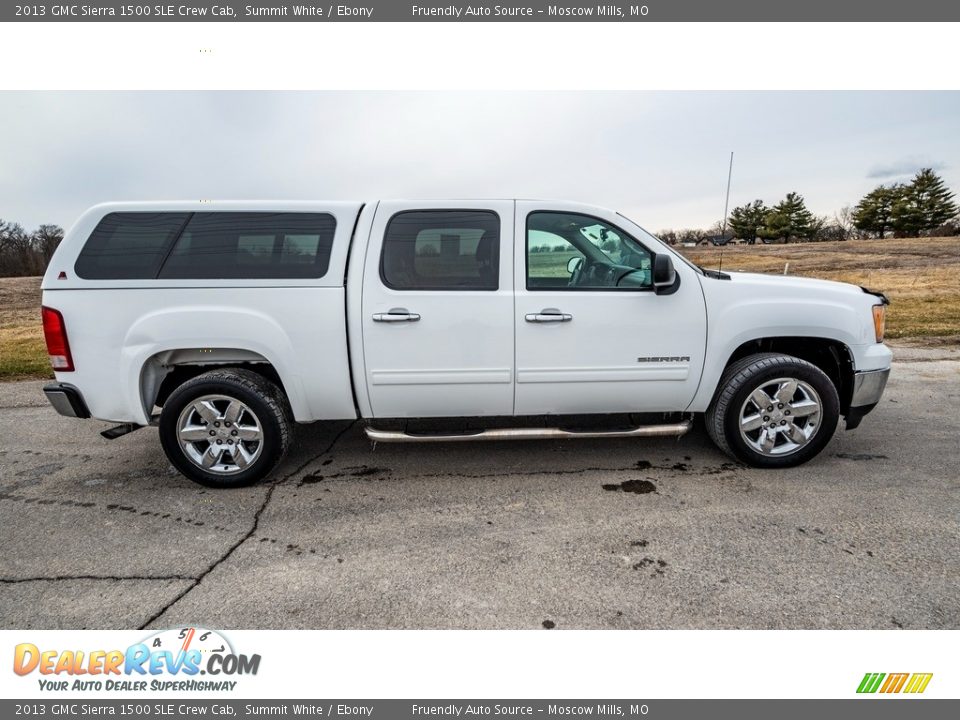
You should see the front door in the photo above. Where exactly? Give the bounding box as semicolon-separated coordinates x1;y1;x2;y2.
513;202;707;415
361;200;515;418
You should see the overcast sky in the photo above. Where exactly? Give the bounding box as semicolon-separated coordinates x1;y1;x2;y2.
1;91;958;233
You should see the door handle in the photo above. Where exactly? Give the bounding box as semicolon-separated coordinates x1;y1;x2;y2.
373;308;421;323
525;309;572;323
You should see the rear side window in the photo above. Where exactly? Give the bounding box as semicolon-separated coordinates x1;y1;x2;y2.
75;211;336;281
159;212;336;279
381;210;500;290
75;212;189;279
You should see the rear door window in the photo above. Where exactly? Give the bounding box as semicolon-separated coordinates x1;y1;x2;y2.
380;210;500;290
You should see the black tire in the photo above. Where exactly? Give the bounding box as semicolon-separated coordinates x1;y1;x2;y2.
705;353;839;468
159;369;292;488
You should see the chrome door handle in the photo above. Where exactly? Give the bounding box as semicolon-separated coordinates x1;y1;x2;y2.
525;309;572;323
373;308;421;323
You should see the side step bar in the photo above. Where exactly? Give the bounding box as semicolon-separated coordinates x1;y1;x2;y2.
364;420;692;444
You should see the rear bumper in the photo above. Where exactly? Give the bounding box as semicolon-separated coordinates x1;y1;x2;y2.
845;367;890;430
43;382;90;419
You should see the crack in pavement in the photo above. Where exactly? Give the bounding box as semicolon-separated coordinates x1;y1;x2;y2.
1;574;196;584
137;420;357;630
0;492;97;507
0;488;355;562
0;492;233;532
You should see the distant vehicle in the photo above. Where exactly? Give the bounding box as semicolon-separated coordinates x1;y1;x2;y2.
40;200;891;486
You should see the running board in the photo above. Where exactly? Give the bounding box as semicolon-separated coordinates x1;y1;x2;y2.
364;420;692;444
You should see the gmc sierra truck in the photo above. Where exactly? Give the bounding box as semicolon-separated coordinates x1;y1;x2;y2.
40;200;891;487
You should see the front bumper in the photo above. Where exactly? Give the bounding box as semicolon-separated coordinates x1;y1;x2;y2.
845;367;890;430
43;382;90;419
851;367;890;407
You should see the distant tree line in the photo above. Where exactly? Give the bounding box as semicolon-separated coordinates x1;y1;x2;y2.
528;245;564;253
660;168;958;245
0;220;64;277
2;168;957;276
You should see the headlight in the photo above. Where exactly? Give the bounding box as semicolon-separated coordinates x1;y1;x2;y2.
872;304;886;343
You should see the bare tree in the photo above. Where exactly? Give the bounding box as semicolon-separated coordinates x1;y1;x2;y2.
0;220;64;277
33;224;64;264
832;205;858;240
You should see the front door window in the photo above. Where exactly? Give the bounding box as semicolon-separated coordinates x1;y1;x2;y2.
526;211;652;290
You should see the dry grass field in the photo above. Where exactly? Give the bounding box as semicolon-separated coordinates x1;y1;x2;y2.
681;236;960;342
1;236;958;380
0;276;48;381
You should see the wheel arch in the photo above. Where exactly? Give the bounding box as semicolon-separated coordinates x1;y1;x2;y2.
138;348;297;423
711;337;856;414
121;305;310;425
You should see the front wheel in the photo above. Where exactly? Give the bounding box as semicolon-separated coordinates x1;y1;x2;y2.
159;369;292;487
705;353;839;468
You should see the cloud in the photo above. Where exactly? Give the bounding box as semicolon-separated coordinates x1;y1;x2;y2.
867;157;946;179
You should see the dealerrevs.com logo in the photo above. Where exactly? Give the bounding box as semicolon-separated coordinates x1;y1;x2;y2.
13;627;260;692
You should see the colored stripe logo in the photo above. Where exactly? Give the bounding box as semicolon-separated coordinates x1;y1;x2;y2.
857;672;933;694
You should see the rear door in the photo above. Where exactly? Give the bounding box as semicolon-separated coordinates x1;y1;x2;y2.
360;200;515;418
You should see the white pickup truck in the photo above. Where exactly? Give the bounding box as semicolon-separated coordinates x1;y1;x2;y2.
40;200;891;487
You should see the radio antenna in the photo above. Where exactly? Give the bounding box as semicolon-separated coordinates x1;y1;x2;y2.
721;151;734;238
717;150;734;274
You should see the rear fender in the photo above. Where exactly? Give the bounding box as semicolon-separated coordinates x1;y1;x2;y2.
125;307;307;423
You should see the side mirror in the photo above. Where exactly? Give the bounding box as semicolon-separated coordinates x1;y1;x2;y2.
652;254;676;293
566;256;583;275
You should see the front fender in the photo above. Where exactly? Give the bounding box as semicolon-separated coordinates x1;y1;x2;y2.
689;293;870;412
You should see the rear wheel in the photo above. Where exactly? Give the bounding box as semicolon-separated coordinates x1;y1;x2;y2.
705;353;839;468
159;369;292;487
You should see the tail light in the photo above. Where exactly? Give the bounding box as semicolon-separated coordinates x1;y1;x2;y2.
41;306;74;371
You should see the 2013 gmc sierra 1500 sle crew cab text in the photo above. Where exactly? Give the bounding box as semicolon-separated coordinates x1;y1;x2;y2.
39;200;891;487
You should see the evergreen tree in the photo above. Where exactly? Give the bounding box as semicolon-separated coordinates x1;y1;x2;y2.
852;184;901;239
762;192;815;242
728;200;768;244
891;168;958;236
758;211;789;243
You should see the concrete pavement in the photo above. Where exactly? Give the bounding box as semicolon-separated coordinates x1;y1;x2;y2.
1;345;957;629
